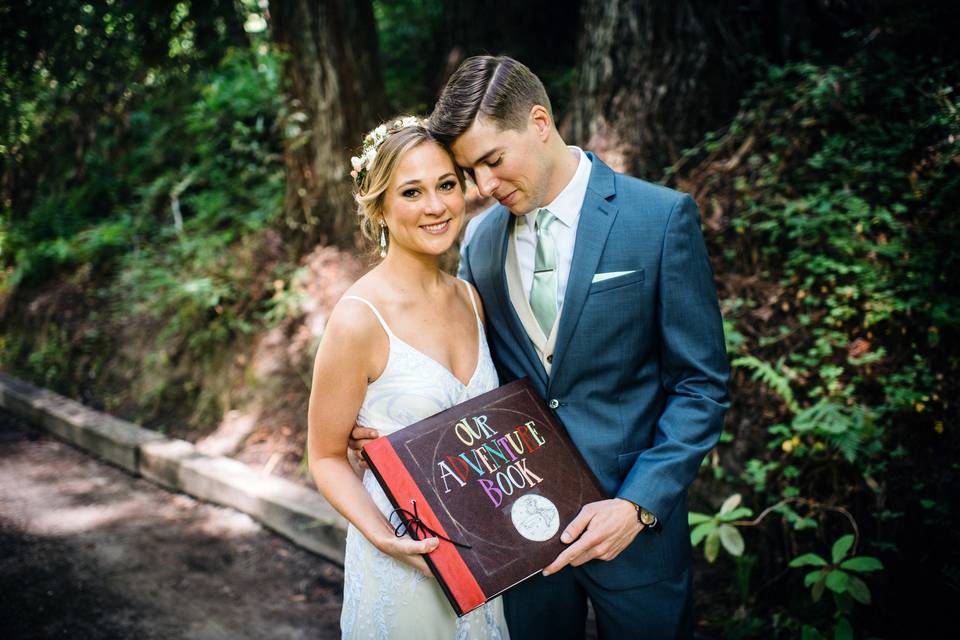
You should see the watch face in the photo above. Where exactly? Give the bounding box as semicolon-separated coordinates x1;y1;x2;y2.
639;509;656;526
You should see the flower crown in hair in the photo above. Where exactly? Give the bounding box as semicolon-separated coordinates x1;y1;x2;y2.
350;115;422;188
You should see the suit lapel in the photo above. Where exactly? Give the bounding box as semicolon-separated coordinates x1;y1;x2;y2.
549;156;618;385
480;208;547;388
479;207;512;329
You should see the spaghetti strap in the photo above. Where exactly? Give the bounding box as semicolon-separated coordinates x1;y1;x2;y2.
461;280;482;329
340;295;394;338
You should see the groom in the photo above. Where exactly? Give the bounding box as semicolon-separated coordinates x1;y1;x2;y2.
356;56;729;639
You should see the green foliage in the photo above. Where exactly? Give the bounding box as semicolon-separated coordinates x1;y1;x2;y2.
678;18;959;637
0;2;285;425
1;1;238;156
23;324;71;388
689;493;753;562
2;2;272;283
2;38;284;360
731;355;799;413
1;1;242;253
788;534;884;636
2;4;955;636
374;0;445;114
262;266;309;327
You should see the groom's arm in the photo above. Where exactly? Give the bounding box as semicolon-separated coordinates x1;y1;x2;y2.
617;193;730;522
544;193;729;575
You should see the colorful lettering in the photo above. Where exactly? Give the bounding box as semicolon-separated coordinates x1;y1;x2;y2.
453;419;477;446
483;441;510;466
515;458;544;486
495;435;520;461
471;414;498;439
475;446;498;474
479;478;502;507
437;460;467;493
457;450;485;475
525;420;546;446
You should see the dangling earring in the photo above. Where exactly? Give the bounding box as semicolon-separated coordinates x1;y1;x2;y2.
379;220;387;258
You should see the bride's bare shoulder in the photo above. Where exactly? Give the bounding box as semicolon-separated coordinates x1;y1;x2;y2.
316;297;387;385
325;271;391;345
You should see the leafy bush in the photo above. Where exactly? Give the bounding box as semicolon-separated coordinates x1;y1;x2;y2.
673;26;959;637
111;45;286;360
1;0;242;283
1;27;287;423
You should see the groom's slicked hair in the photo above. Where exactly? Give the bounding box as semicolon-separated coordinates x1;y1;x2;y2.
429;56;552;145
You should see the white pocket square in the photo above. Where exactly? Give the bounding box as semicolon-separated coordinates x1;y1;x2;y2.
591;270;635;284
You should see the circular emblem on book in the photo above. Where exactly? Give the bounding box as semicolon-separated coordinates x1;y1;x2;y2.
510;494;560;542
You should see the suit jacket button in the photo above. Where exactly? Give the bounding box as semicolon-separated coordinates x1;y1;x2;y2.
546;354;553;364
548;399;560;409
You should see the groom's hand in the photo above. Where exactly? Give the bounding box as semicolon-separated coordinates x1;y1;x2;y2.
347;424;380;469
541;498;642;576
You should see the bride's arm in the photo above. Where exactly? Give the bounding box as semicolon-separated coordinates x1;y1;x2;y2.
307;301;438;576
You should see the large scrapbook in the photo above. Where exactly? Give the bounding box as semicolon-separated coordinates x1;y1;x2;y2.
361;377;606;616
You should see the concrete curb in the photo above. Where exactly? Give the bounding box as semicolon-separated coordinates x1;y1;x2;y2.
0;371;347;564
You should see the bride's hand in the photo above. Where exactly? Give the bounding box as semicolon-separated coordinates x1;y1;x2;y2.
376;535;439;577
348;424;380;470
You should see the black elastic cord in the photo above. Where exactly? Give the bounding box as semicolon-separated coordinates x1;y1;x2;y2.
389;499;472;550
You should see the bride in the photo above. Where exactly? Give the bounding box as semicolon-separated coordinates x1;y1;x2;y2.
307;117;510;639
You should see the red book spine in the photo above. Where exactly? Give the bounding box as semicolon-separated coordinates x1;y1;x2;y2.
365;438;486;615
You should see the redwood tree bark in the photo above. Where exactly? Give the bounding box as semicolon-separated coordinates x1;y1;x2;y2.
566;0;762;179
269;0;386;250
566;0;865;180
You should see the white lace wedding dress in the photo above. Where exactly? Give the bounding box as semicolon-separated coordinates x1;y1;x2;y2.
338;283;510;640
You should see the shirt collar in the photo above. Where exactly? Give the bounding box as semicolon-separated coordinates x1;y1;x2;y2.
523;146;592;229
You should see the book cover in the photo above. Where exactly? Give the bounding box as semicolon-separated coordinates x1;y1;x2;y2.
361;377;607;616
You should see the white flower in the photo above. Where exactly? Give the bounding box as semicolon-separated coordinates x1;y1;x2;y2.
351;116;422;184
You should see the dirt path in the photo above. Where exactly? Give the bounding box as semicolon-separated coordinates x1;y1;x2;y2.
0;409;344;640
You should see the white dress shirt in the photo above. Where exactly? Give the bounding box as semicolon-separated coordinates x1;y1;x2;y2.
515;146;592;309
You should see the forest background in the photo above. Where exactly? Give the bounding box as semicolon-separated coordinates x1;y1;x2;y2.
2;1;958;637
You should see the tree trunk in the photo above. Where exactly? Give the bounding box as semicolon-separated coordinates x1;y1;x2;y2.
269;0;386;250
566;0;755;179
566;0;865;180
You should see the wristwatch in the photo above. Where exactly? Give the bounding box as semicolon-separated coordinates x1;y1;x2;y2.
634;504;659;531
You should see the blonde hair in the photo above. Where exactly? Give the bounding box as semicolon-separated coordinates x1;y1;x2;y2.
353;122;465;247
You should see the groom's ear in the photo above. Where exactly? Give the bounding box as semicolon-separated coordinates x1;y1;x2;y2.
529;105;553;141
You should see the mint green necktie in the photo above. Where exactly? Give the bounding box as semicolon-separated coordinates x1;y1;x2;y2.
530;208;558;335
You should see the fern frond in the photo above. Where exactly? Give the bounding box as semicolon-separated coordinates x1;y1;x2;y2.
732;355;800;413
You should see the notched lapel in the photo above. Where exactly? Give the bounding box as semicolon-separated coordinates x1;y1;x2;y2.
475;208;545;386
550;157;619;384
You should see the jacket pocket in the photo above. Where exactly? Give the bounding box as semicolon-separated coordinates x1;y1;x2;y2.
589;268;645;294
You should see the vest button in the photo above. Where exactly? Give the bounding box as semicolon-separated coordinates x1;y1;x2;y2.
546;354;553;364
548;399;560;409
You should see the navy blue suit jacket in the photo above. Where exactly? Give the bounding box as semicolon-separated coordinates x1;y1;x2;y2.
458;154;729;588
